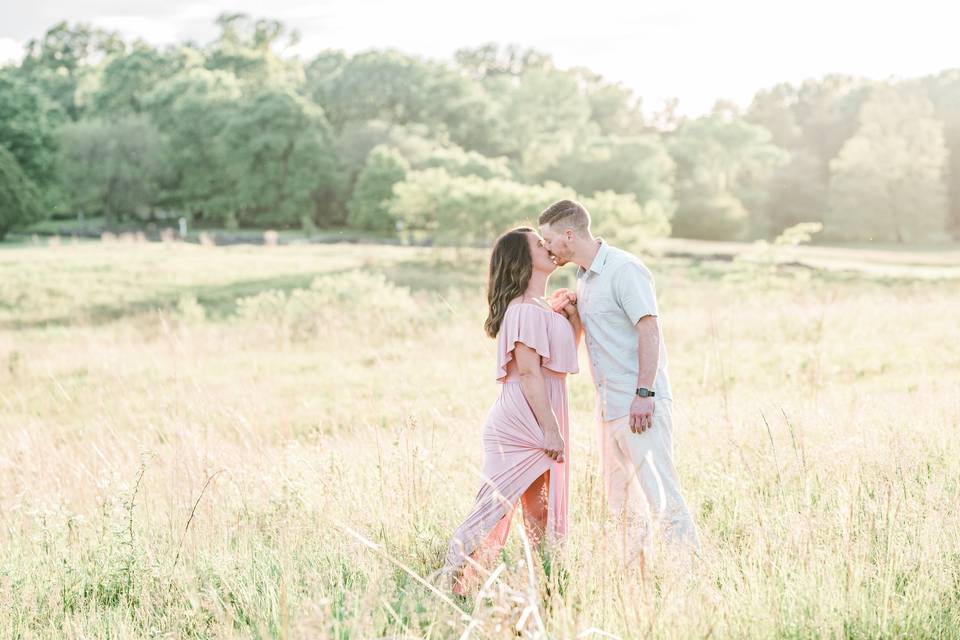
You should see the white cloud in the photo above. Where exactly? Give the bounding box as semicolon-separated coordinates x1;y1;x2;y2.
95;16;183;44
0;37;24;65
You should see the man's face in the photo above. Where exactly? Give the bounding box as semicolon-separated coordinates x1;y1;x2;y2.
539;223;575;266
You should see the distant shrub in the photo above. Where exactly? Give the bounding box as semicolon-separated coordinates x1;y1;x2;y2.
729;221;824;287
235;271;420;340
174;294;207;324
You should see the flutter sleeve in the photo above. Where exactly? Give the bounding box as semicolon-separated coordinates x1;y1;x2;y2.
495;304;552;382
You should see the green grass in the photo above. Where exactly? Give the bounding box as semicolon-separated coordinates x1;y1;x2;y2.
1;241;959;638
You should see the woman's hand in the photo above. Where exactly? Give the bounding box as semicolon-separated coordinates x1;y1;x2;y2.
543;427;565;463
551;289;583;346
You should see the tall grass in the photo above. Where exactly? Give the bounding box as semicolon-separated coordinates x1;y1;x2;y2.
0;241;958;638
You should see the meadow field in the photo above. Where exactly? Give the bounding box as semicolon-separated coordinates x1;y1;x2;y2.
2;238;960;639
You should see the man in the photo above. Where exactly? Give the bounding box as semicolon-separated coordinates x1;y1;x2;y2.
538;199;702;569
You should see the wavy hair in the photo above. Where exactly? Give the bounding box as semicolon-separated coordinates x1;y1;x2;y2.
483;227;534;338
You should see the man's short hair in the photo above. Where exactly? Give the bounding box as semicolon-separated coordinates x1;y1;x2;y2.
538;199;591;236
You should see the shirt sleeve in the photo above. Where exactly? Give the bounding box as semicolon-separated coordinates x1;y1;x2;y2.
613;261;659;326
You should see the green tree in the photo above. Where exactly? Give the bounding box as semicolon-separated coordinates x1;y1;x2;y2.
208;88;344;228
0;71;61;198
918;70;960;239
347;145;409;231
142;67;243;218
0;145;43;240
760;149;828;237
315;50;486;141
794;76;871;173
204;13;304;88
305;50;347;112
826;86;950;243
488;68;594;179
19;21;124;121
382;126;512;179
748;76;870;172
746;76;872;236
92;43;189;115
571;67;646;136
57;115;167;222
745;83;803;149
335;121;513;185
419;145;512;180
545;135;675;220
321;50;446;128
332;119;395;184
390;169;572;244
669;114;786;240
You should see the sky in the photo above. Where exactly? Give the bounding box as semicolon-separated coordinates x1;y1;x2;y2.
1;0;958;116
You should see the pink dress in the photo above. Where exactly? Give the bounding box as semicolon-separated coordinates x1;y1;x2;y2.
443;302;579;582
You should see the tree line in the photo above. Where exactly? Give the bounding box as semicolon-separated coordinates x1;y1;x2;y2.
1;15;958;245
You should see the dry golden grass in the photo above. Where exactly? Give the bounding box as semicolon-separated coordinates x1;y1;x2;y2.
1;240;959;638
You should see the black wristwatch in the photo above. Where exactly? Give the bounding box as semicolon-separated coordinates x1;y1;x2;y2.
636;387;655;398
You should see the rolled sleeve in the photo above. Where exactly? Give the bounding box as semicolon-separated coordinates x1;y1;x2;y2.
613;262;658;326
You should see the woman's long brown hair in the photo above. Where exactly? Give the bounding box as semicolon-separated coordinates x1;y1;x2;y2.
484;226;534;338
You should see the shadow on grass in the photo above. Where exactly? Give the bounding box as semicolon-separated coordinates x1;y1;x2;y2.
3;270;355;330
7;245;933;332
4;255;488;331
381;252;486;293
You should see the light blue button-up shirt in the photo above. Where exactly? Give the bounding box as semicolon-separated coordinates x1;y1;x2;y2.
576;238;672;422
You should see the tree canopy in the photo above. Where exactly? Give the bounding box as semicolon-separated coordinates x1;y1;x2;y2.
2;16;958;244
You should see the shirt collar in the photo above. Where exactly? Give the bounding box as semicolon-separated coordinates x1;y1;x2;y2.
580;237;609;277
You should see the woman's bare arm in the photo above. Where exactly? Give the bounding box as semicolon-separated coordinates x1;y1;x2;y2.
513;342;565;462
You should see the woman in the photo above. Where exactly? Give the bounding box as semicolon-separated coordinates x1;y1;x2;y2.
441;226;581;595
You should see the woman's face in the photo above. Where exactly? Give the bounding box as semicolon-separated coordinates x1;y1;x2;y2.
526;231;558;275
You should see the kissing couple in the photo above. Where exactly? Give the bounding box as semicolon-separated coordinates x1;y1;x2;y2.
439;199;702;595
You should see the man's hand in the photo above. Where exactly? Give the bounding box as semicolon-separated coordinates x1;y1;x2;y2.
558;300;579;322
548;288;577;312
628;395;655;433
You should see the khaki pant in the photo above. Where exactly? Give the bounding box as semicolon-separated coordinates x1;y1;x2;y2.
597;399;702;566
